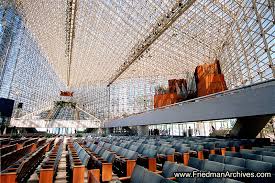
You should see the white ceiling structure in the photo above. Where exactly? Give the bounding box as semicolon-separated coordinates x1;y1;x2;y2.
15;0;258;87
1;0;274;122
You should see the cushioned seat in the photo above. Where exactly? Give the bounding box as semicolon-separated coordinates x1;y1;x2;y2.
203;160;225;172
107;153;115;163
224;156;246;167
120;143;128;148
252;147;275;152
224;164;246;172
165;148;175;155
118;148;128;157
177;145;191;153
176;164;197;183
202;142;215;150
225;152;242;158
162;161;179;178
191;144;204;151
93;147;102;155
129;145;139;152
188;157;204;170
158;146;167;155
103;143;112;149
245;159;272;172
241;152;262;161
130;165;163;183
143;169;165;183
245;159;273;183
261;151;275;157
142;149;157;158
224;164;247;182
208;154;225;163
137;145;145;154
262;156;275;173
89;144;97;152
126;150;138;160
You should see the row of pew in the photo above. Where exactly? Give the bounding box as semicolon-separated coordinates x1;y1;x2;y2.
35;138;64;183
82;135;274;183
89;136;256;160
0;138;55;183
2;135;272;183
67;139;90;182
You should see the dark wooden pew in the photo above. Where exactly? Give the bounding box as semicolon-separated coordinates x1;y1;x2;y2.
0;143;36;171
0;143;48;183
0;144;17;156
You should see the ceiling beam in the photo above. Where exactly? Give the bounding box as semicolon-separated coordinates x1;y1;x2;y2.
107;0;196;86
66;0;77;87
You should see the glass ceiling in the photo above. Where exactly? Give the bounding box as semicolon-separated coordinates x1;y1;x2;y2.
0;0;274;122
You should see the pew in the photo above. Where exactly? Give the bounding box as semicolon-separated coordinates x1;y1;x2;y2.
91;149;115;182
137;148;158;172
113;149;138;177
0;143;48;183
0;144;17;156
38;139;63;183
67;141;86;183
1;143;36;171
157;146;175;165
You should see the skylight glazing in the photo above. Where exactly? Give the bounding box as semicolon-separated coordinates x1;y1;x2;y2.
0;0;274;122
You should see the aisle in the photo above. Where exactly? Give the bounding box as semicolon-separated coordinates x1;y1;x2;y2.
54;137;68;183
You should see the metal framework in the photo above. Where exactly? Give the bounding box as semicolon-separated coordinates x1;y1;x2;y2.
66;0;77;87
0;0;274;125
107;0;197;86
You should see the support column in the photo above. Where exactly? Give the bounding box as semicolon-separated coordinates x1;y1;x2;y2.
230;115;272;138
137;125;149;136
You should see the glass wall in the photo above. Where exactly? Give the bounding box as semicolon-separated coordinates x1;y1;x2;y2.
0;5;65;116
149;119;236;136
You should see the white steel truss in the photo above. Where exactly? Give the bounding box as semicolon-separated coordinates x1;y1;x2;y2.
0;0;274;123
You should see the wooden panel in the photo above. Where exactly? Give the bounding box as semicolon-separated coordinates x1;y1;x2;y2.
198;151;204;160
88;169;100;183
126;160;136;177
0;172;17;183
31;144;37;153
101;163;112;182
221;148;226;156
166;155;174;162
39;169;54;183
73;166;85;183
183;153;190;166
148;158;156;172
16;143;23;150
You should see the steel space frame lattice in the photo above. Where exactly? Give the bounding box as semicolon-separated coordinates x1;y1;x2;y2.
0;0;274;123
